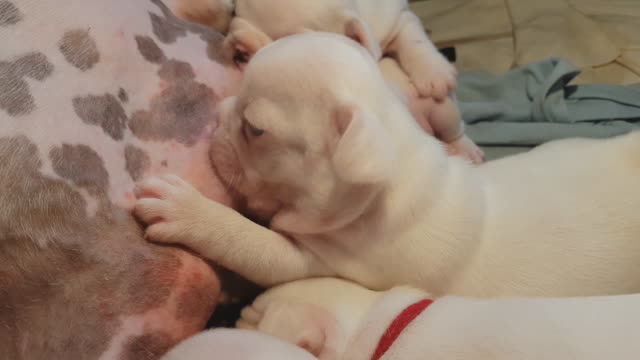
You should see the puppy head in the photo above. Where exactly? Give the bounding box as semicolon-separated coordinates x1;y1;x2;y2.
237;278;382;360
211;33;398;233
160;328;317;360
226;0;381;68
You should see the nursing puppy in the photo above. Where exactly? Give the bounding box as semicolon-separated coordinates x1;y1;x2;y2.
134;33;640;298
160;328;317;360
235;278;640;360
220;0;484;163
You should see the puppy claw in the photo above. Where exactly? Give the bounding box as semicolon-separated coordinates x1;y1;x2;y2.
133;197;167;224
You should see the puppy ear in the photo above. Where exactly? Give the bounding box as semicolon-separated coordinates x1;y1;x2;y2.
331;104;393;184
223;18;273;67
342;12;382;59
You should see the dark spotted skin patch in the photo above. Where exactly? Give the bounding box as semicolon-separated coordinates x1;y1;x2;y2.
0;61;34;116
149;0;226;63
0;52;54;116
128;60;216;145
0;1;22;26
118;88;129;103
161;160;168;167
121;331;174;360
12;52;54;80
59;29;101;71
72;93;128;140
0;136;109;358
135;35;167;64
0;136;88;242
50;143;110;196
157;59;195;81
0;136;218;359
150;12;187;44
125;252;180;313
125;144;151;181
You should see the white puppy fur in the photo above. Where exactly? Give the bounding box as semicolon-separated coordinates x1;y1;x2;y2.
134;33;640;298
235;277;640;360
222;0;484;163
227;0;456;99
160;328;317;360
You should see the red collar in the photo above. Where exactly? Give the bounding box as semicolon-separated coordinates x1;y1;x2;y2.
371;299;434;360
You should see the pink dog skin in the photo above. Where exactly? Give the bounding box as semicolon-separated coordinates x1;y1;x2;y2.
0;0;250;358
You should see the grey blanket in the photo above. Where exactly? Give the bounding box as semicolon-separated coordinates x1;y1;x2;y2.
456;57;640;148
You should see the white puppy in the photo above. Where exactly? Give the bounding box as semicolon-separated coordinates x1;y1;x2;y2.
134;33;640;298
235;278;640;360
160;328;317;360
211;0;484;163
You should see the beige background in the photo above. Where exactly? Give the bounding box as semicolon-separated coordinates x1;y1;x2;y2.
409;0;640;84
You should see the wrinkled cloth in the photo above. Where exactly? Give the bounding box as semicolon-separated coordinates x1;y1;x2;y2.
455;57;640;146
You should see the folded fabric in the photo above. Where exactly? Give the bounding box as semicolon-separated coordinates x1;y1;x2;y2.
456;57;640;146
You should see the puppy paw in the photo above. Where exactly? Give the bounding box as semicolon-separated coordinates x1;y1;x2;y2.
133;174;218;246
236;304;263;330
445;135;485;165
410;55;458;100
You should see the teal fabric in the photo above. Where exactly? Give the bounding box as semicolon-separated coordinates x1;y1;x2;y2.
456;57;640;146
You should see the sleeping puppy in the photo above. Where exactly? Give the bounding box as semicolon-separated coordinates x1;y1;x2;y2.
234;277;640;360
225;0;455;98
134;33;640;298
160;328;317;360
218;0;484;163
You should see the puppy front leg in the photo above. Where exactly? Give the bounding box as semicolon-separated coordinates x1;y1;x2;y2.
191;211;327;286
134;174;331;286
386;11;457;100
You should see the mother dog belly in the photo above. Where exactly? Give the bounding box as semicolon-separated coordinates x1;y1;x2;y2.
1;0;243;359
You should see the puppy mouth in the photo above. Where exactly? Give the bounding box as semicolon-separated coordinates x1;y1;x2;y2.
210;162;279;225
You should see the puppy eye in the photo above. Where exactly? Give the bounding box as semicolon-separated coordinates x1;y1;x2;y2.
244;120;264;138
